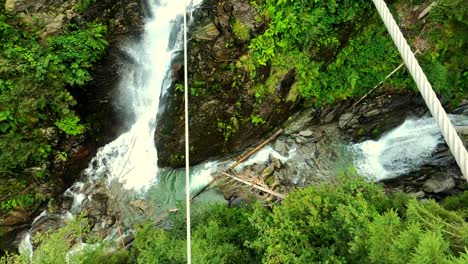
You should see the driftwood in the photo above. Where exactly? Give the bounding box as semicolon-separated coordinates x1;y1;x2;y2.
349;50;421;110
191;129;284;201
221;172;286;199
418;2;437;20
115;215;126;249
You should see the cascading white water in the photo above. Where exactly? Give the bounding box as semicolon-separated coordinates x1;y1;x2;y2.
18;1;205;257
82;0;202;191
352;115;467;180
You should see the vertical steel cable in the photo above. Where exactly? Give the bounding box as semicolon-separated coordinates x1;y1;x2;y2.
183;0;192;263
372;0;467;180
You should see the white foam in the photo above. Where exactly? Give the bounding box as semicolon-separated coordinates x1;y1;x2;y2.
234;145;291;171
351;116;467;180
82;0;203;191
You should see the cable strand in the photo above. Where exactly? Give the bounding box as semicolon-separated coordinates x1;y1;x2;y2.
183;0;192;263
372;0;467;180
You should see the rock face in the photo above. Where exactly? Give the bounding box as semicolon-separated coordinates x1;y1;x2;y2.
155;0;299;167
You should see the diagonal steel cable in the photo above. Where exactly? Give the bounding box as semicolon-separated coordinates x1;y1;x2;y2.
372;0;467;180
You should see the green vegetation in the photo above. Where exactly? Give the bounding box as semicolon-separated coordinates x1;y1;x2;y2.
217;119;236;143
250;115;266;126
422;0;467;105
241;0;466;104
4;176;466;263
0;14;107;172
0;8;107;213
0;215;129;264
0;192;44;212
73;0;96;13
232;19;251;41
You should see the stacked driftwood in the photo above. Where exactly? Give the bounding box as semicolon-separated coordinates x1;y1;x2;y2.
191;129;286;202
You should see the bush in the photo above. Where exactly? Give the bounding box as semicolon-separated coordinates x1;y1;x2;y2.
0;13;107;174
366;200;468;263
131;203;261;264
249;175;384;263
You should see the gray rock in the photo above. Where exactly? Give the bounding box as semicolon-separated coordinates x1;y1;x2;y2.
230;197;245;207
261;164;276;178
363;109;380;117
322;110;336;124
129;199;149;213
193;22;219;41
423;177;455;193
269;154;282;170
338;113;354;128
409;191;425;198
298;130;313;137
0;208;31;226
284;109;316;134
273;139;288;156
251;163;267;175
295;136;306;144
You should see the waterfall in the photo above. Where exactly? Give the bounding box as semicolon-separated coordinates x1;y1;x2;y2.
352;115;467;181
82;0;202;192
18;0;206;258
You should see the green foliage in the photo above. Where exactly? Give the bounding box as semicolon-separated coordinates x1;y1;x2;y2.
248;0;373;66
0;252;28;264
175;81;203;96
3;215;129;263
232;19;251;41
73;0;96;13
423;0;468;104
31;216;91;263
131;203;261;264
315;22;409;102
0;13;107;173
242;0;465;104
175;83;184;92
441;191;468;212
4;176;467;263
249;174;384;263
55;115;85;136
69;244;129;264
250;114;266;125
366;199;468;263
0;192;44;213
217;119;235;143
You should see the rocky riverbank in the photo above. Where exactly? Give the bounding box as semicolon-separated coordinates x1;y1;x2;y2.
221;92;467;205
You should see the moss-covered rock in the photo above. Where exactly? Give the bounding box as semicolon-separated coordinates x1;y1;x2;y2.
155;0;299;167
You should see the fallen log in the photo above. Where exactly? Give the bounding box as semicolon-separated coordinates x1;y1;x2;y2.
191;128;284;201
221;172;286;199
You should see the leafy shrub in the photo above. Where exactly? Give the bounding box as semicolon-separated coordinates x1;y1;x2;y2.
243;0;465;104
366;200;468;263
32;216;91;264
0;192;44;213
441;191;468;212
131;203;261;264
249;175;385;263
0;13;107;174
424;0;467;105
55;115;85;136
73;0;96;13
